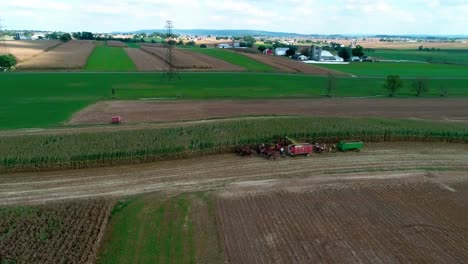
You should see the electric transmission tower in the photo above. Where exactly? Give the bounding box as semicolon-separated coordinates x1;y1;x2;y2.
164;20;179;80
0;18;9;55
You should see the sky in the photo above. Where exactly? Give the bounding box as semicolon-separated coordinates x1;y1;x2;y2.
1;0;467;35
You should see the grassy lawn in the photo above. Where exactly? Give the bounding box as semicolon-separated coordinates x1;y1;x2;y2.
187;48;274;72
97;193;221;264
84;46;137;71
317;62;468;78
0;72;467;129
371;49;468;65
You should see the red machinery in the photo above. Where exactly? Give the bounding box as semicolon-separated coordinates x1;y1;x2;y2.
111;116;122;124
288;143;313;156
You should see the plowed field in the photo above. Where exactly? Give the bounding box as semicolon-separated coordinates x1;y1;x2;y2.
68;98;468;125
16;40;96;70
139;44;243;71
106;41;127;47
0;143;467;205
124;48;167;71
234;52;348;75
217;183;468;263
4;40;62;61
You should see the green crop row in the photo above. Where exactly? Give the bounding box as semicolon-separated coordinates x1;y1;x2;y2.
1;117;467;172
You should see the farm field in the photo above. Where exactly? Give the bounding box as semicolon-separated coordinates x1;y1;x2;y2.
310;38;468;49
186;48;274;71
1;117;468;173
235;51;348;75
371;49;468;65
3;40;62;61
217;182;468;263
0;199;114;263
139;44;243;71
317;62;468;77
124;48;167;71
1;142;467;205
84;46;136;71
1;72;468;129
15;40;96;70
106;40;127;47
97;193;222;264
69;98;468;125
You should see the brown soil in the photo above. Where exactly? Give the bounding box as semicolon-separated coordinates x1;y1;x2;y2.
312;37;468;49
139;44;243;71
106;41;127;47
0;142;467;206
217;182;468;263
232;50;348;75
68;99;468;125
124;48;167;71
4;40;62;62
16;40;96;70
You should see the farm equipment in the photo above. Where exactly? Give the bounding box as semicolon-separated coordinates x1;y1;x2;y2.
285;136;313;156
337;140;364;152
111;116;122;124
258;144;282;160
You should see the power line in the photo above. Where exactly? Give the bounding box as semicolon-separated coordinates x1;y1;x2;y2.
163;20;179;81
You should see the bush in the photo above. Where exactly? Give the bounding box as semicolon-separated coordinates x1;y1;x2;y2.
200;44;207;48
186;41;196;46
0;54;17;71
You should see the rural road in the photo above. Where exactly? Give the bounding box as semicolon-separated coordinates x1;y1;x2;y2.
1;142;467;205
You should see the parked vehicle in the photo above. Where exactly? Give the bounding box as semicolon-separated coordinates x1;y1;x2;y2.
337;140;364;152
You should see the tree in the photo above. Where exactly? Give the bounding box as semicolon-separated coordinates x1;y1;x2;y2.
177;40;184;45
186;41;196;46
418;45;424;51
80;32;95;40
383;75;403;97
0;54;17;70
59;33;72;42
200;44;207;48
352;45;364;57
338;47;352;62
411;77;429;96
257;45;267;53
300;47;311;57
286;48;295;56
46;32;59;40
325;73;336;97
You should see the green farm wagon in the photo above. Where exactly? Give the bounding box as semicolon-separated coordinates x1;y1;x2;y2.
337;140;364;152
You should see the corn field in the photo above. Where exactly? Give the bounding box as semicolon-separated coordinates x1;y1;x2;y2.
0;117;467;172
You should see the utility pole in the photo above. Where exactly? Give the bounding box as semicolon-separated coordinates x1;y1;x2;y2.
164;20;179;80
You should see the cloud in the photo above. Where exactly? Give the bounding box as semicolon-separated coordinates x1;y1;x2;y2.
0;0;466;34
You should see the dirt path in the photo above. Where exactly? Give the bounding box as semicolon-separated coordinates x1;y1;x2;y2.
68;98;468;125
0;143;467;205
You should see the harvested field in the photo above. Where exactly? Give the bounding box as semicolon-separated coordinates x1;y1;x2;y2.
139;44;243;71
16;40;96;70
0;199;114;264
3;40;62;62
106;40;127;47
309;38;468;49
124;48;167;70
234;51;348;75
0;142;467;205
68;98;468;125
217;182;468;263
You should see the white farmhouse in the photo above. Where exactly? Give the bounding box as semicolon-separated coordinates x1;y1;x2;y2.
275;47;289;56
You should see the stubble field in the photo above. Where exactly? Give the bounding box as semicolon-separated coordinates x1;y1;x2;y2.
3;40;62;61
16;40;96;70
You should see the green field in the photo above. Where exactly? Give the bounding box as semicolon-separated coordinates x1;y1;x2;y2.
2;117;468;172
97;193;221;264
371;49;468;65
84;46;136;71
187;48;274;72
1;72;468;129
318;62;468;78
125;42;140;48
